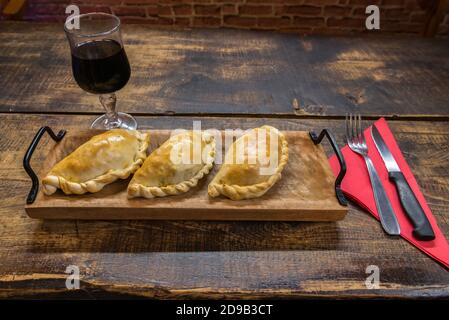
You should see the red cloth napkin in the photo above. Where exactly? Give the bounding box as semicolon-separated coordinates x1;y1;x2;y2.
329;118;449;269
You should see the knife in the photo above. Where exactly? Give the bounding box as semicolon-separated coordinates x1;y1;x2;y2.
371;125;435;241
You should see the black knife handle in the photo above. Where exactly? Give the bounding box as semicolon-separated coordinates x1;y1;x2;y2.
389;171;435;241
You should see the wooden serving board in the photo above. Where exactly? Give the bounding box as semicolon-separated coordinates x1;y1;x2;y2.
25;130;347;221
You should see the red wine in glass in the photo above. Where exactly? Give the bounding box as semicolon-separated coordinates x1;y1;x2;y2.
65;13;137;130
71;39;130;94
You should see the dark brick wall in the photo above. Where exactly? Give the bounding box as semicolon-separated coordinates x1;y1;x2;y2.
2;0;448;36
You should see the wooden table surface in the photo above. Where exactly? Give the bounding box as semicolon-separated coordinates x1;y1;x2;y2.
0;21;448;299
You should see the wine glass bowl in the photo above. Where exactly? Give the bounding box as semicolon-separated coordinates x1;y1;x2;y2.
71;38;130;95
64;13;137;130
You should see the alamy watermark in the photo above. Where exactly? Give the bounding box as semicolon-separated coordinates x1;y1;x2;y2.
366;5;380;30
365;265;380;289
65;5;80;30
65;265;80;290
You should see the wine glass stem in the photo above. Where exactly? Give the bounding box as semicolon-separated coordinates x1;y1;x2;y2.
99;93;121;129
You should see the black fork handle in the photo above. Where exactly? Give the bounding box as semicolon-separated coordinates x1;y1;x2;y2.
23;126;66;204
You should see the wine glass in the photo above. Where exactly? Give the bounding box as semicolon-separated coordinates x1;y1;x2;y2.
64;13;137;130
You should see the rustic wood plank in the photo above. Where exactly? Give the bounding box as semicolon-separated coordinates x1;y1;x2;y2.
1;21;449;118
0;114;448;298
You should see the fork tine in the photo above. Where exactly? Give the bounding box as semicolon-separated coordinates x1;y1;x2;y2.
358;113;365;145
348;113;352;144
345;113;350;144
350;113;356;145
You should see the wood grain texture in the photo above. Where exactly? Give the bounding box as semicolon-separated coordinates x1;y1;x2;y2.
26;130;346;221
1;21;449;118
0;114;448;299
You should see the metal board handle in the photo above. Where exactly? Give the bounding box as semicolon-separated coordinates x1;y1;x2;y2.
23;126;66;204
309;129;348;206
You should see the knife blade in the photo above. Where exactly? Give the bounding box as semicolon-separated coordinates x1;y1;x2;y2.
371;125;435;241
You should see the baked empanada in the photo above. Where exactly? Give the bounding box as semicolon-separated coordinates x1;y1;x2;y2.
128;130;215;198
42;129;149;195
208;125;288;200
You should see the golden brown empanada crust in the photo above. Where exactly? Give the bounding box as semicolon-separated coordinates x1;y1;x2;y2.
128;131;216;199
42;129;150;195
208;125;288;200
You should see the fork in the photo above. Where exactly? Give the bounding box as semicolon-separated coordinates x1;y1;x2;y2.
346;113;401;235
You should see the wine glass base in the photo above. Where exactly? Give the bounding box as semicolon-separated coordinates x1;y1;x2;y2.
91;112;138;130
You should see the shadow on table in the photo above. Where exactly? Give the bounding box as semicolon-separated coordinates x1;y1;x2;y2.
28;219;341;253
